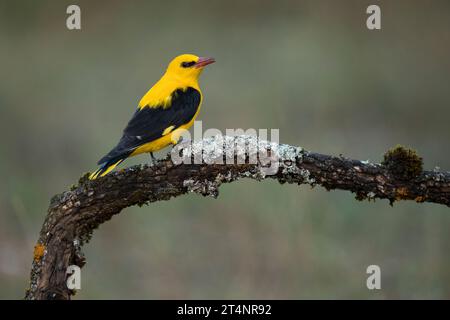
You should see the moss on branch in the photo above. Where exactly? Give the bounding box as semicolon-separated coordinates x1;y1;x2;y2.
25;136;450;300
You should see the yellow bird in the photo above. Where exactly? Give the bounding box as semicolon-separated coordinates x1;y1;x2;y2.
89;54;215;180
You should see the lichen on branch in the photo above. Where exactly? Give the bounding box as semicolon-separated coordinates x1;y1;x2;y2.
25;136;450;300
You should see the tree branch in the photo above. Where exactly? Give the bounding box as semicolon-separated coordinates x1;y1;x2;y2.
25;136;450;299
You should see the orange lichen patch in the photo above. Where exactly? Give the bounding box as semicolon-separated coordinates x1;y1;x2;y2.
415;196;426;203
395;187;409;200
33;243;45;262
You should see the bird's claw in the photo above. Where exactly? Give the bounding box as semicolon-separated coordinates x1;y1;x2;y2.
149;152;157;165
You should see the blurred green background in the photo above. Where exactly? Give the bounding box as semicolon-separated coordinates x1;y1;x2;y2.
1;0;450;299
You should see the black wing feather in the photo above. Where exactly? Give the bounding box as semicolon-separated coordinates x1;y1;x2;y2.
98;87;201;165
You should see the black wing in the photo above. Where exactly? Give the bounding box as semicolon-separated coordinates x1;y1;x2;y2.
98;87;201;165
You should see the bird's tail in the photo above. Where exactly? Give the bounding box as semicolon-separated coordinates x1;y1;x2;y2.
89;159;124;180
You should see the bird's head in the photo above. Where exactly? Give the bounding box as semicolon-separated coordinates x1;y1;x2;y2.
165;54;215;82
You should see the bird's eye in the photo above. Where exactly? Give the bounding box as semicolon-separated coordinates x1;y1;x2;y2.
181;61;196;68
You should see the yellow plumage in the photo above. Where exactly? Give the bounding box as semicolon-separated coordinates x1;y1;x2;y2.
89;54;215;180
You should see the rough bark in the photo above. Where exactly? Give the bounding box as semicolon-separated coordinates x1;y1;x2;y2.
25;136;450;300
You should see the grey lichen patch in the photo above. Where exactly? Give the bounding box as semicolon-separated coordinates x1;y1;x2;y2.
199;135;225;164
299;168;315;185
72;238;86;266
356;191;376;203
275;144;313;184
355;190;377;202
382;145;423;180
278;144;303;172
170;135;309;185
367;191;376;200
186;134;302;168
225;134;278;168
215;171;236;184
431;166;446;182
183;178;220;198
232;135;259;164
277;143;304;162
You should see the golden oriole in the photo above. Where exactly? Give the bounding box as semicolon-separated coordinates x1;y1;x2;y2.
89;54;215;180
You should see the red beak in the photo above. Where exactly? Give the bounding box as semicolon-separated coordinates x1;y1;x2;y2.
195;57;215;68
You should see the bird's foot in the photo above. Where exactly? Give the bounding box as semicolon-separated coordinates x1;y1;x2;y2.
149;152;157;165
176;136;184;145
171;135;185;146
